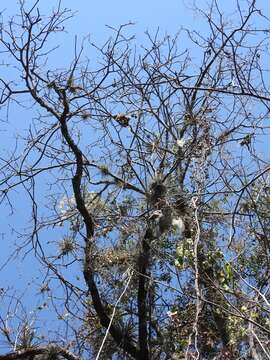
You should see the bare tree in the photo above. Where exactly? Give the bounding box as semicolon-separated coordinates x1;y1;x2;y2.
0;0;270;359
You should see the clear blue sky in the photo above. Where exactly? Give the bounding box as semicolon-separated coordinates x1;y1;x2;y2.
2;0;269;69
0;0;269;290
0;0;270;351
3;0;270;37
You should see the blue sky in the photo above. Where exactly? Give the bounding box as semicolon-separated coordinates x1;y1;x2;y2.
3;0;270;37
0;0;269;284
0;0;270;352
0;0;196;348
2;0;269;72
3;0;189;38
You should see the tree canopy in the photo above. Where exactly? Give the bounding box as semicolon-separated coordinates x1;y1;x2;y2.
0;0;270;359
